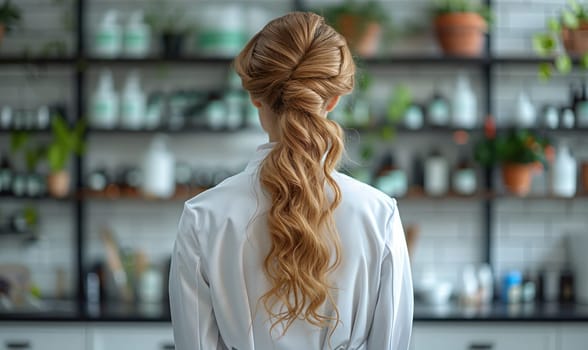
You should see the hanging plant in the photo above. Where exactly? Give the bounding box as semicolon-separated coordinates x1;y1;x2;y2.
533;0;588;80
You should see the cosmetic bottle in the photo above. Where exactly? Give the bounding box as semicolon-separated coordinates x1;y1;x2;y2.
424;150;449;196
373;152;407;197
552;143;577;197
0;154;13;195
142;135;175;199
575;82;588;127
94;10;122;58
452;73;477;129
427;91;450;127
91;70;119;129
120;71;146;130
452;154;477;195
515;91;536;128
123;11;151;58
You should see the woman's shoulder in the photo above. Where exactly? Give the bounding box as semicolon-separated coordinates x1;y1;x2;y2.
333;171;397;214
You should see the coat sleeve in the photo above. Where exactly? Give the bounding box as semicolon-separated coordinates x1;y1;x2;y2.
169;205;224;350
366;203;414;350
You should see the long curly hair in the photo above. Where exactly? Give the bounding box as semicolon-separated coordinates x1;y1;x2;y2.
234;12;355;335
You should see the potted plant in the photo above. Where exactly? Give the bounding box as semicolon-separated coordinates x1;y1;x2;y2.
475;126;553;197
320;0;390;57
533;0;588;79
45;115;85;198
146;3;192;58
0;0;21;45
432;0;491;57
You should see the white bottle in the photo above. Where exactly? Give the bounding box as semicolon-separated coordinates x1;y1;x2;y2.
459;264;479;305
515;91;536;128
552;144;577;197
121;71;146;130
138;267;163;303
94;10;122;58
424;151;449;196
478;264;494;304
90;70;119;129
452;73;477;129
142;135;175;199
123;11;151;58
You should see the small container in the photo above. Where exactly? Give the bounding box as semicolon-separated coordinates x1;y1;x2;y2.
142;135;175;198
515;91;536;128
374;153;408;197
478;264;494;304
138;267;163;303
452;73;478;129
459;264;479;305
542;105;559;129
560;107;575;129
502;270;522;304
403;103;424;130
427;92;450;127
120;71;146;130
424;150;449;196
581;162;588;193
94;10;122;58
91;70;119;129
522;271;537;303
575;82;588;127
123;11;151;58
559;268;575;304
552;144;577;198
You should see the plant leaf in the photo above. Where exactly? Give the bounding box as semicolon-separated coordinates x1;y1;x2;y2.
360;143;374;162
555;54;572;74
47;143;67;172
547;18;561;33
569;0;581;14
387;84;412;123
379;126;395;141
10;131;29;153
532;34;556;56
562;9;580;29
538;63;553;81
51;115;71;147
582;52;588;69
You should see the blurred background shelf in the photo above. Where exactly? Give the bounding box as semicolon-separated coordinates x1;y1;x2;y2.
0;57;76;66
0;55;582;67
79;188;207;202
86;126;252;135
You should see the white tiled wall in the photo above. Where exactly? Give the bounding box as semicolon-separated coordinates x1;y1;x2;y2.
1;0;588;298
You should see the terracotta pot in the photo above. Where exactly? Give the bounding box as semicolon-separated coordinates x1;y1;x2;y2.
47;171;71;198
337;15;382;57
434;13;487;57
562;22;588;56
501;163;533;197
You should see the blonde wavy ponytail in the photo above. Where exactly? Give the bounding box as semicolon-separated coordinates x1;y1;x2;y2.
234;12;355;334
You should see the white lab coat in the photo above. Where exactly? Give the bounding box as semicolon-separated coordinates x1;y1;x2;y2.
169;143;413;350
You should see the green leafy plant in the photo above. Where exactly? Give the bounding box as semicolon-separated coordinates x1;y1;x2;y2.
432;0;492;23
10;131;42;172
533;0;588;79
317;0;392;53
145;2;193;35
0;0;22;33
46;115;85;173
474;129;553;167
320;0;389;26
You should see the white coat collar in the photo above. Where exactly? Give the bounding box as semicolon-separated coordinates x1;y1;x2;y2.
245;142;276;172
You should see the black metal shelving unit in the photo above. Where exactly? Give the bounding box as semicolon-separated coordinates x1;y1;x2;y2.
2;0;587;320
